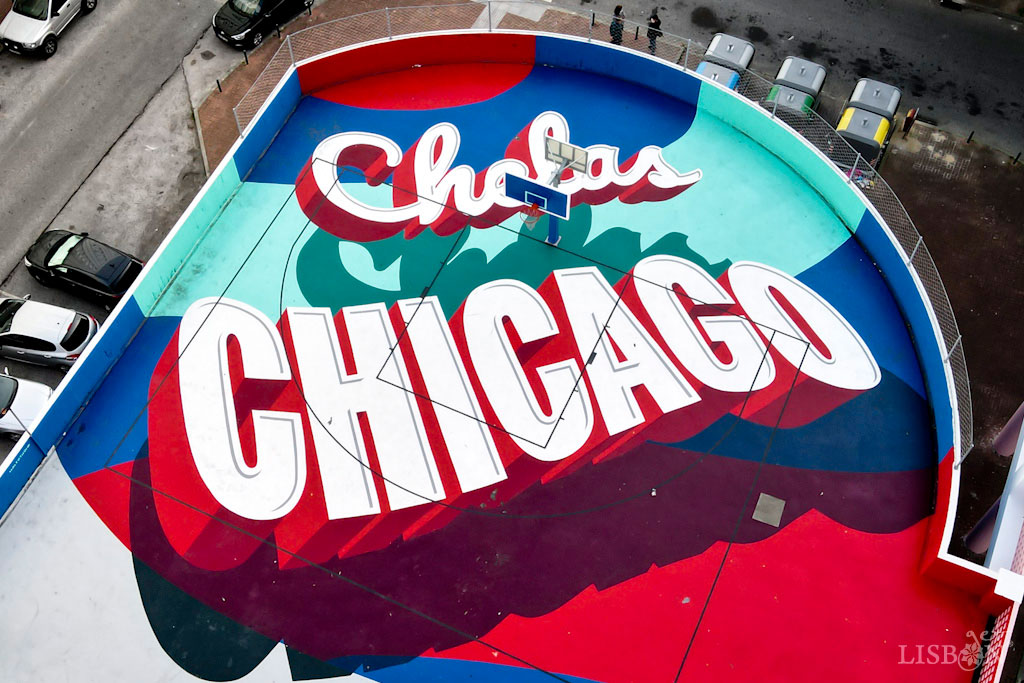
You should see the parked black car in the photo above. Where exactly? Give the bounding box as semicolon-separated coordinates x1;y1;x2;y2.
24;230;143;306
212;0;312;49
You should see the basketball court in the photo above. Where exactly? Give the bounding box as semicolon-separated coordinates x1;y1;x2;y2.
0;31;1002;682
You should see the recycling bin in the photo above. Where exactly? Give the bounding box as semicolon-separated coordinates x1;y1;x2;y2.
774;57;826;100
848;78;901;120
837;107;890;161
696;61;740;90
706;33;755;70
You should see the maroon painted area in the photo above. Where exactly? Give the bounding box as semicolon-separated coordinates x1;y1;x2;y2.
126;437;933;661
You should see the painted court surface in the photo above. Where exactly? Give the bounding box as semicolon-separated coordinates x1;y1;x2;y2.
0;33;988;681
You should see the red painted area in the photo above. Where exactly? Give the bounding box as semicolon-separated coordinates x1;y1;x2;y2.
296;33;536;96
313;63;533;110
431;511;987;682
72;460;136;551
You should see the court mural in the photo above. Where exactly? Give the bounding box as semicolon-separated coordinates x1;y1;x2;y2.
43;34;988;682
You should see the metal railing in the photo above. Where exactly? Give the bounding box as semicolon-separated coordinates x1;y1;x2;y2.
231;0;974;460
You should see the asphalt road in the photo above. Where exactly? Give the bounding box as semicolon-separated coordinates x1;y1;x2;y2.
0;0;221;286
561;0;1024;155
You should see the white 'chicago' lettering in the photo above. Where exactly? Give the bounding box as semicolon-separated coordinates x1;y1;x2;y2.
176;259;879;522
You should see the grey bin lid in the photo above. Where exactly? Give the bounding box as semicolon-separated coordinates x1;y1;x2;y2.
774;57;826;97
837;108;885;156
706;33;755;70
849;78;902;119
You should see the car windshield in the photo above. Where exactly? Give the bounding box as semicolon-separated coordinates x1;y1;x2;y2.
0;299;25;335
12;0;47;21
229;0;261;17
46;234;84;268
0;376;16;418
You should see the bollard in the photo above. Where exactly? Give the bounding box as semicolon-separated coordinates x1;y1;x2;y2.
1014;152;1021;165
967;130;974;143
276;25;281;39
635;25;639;40
243;50;249;65
216;79;222;93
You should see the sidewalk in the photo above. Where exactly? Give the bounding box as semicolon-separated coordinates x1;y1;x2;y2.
881;123;1024;563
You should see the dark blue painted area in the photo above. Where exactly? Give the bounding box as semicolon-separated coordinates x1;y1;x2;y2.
246;63;697;186
797;233;926;399
337;656;600;683
852;210;954;459
0;298;147;513
58;315;179;480
233;70;302;182
672;370;935;472
535;34;702;108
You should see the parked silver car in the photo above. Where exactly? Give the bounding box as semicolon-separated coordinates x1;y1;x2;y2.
0;296;98;367
0;371;52;438
0;0;97;59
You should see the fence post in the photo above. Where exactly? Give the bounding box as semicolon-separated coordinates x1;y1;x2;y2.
846;152;862;182
386;6;392;39
233;108;244;137
906;235;923;265
944;334;962;363
286;34;294;65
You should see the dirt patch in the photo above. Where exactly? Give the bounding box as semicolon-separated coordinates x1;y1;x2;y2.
690;6;723;30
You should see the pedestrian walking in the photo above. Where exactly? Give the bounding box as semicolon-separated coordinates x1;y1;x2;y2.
610;5;624;45
647;8;662;55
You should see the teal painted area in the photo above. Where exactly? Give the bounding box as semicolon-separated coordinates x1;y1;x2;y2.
149;181;308;320
694;83;867;231
587;106;851;275
295;204;725;318
133;161;242;314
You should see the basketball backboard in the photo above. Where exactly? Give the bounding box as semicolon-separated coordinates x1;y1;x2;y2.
504;173;570;220
545;136;588;173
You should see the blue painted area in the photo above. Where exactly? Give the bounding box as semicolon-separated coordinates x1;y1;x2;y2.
534;35;702;108
336;655;600;683
852;210;954;459
57;315;179;479
246;64;697;186
672;371;935;472
796;233;927;399
234;70;302;182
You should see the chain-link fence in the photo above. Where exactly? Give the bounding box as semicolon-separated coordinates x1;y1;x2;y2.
231;0;974;459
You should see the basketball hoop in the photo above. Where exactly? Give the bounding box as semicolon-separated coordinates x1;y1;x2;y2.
519;203;543;229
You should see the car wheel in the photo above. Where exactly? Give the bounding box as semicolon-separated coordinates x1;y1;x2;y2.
41;35;57;58
250;32;263;49
83;0;97;13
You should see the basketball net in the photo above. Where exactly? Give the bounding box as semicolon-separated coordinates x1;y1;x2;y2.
520;203;543;229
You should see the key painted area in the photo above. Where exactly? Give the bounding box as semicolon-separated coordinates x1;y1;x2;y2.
0;32;999;682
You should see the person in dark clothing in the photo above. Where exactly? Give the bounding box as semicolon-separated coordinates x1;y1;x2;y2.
646;8;662;55
610;5;624;45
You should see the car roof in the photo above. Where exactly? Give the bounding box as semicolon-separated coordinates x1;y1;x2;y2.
7;300;75;344
64;238;130;285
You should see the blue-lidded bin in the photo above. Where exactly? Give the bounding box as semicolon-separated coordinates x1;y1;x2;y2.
696;61;740;90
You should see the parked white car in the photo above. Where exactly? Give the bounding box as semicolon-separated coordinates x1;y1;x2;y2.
0;0;97;59
0;371;52;438
0;296;98;367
